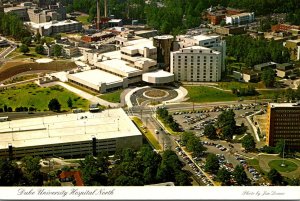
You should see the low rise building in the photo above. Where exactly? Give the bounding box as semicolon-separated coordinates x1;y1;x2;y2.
0;109;143;158
266;103;300;151
233;70;260;83
4;6;28;20
254;62;277;71
276;63;297;78
225;12;255;25
271;24;300;32
285;39;300;61
26;20;82;36
171;46;221;82
215;26;246;36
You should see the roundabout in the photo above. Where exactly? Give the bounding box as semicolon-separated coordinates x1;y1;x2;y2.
129;86;179;106
143;89;169;99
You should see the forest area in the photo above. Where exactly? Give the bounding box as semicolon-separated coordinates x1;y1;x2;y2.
60;0;300;34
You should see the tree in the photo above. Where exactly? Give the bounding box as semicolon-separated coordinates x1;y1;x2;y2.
35;32;41;44
48;98;61;112
204;154;220;174
67;97;73;108
21;37;32;46
53;44;62;57
275;139;285;157
0;158;23;186
261;68;275;88
19;44;30;54
35;45;45;55
220;20;226;27
54;34;61;40
217;168;231;185
203;124;217;139
267;168;283;185
80;155;108;186
284;88;296;102
7;107;12;112
242;134;256;151
21;156;43;186
3;105;8;112
233;165;250;185
222;125;235;140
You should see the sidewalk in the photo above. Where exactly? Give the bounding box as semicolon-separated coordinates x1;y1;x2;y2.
41;81;120;107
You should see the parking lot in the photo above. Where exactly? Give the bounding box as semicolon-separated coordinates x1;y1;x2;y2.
171;102;269;186
172;103;267;138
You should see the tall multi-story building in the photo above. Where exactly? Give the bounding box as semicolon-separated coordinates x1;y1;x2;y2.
177;34;226;72
266;103;300;151
225;12;254;25
170;46;221;82
153;35;174;69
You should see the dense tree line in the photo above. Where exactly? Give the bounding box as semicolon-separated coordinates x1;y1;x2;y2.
0;13;31;40
156;108;180;132
226;35;290;67
80;146;191;186
0;156;43;186
227;0;300;16
181;132;206;157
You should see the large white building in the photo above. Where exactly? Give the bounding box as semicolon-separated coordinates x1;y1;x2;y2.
69;38;174;93
225;12;255;25
0;108;142;158
170;46;221;82
177;34;226;72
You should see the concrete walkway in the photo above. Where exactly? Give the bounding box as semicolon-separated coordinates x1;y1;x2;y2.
245;110;264;142
41;81;120;108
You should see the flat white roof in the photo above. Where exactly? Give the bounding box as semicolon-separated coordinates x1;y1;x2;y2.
26;20;81;29
100;59;142;74
70;69;123;85
124;38;155;49
108;19;122;23
143;70;174;78
154;35;173;40
0;108;141;149
192;35;220;41
269;103;300;108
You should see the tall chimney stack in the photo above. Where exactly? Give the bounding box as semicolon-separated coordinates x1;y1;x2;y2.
104;0;108;18
96;0;101;29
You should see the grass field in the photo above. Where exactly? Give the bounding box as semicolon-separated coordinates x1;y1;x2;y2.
0;83;89;111
185;86;238;103
132;117;162;150
99;89;124;103
76;16;90;25
218;81;265;90
268;160;298;173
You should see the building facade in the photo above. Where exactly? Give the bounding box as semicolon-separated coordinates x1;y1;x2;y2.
266;103;300;151
0;109;143;158
285;39;300;61
177;34;226;72
225;12;254;25
170;46;221;82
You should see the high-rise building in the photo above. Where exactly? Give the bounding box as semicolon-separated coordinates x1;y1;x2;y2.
177;34;226;72
266;103;300;151
153;35;174;69
170;46;221;82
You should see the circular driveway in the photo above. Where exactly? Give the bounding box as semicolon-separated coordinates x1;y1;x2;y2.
130;87;178;106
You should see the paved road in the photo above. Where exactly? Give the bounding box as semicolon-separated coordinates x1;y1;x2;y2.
0;45;16;59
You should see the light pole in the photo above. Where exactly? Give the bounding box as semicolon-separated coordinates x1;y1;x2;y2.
84;121;86;134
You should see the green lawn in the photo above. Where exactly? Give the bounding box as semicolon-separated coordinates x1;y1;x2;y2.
185;86;238;102
76;15;90;25
268;160;298;173
218;81;265;90
0;83;89;111
132;117;162;150
100;89;123;103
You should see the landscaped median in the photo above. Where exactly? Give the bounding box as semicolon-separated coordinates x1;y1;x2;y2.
131;116;162;151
